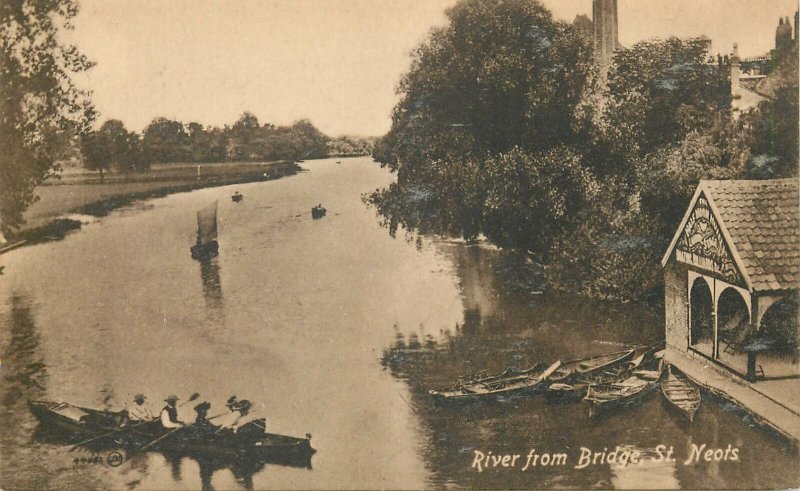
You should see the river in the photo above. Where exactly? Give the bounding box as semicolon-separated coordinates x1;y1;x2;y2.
0;157;797;490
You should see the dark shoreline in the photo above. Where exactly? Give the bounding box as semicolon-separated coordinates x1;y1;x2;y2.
8;161;301;247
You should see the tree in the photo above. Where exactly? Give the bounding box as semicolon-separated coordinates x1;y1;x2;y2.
142;117;189;163
483;146;597;255
0;0;95;234
81;119;148;178
370;0;592;239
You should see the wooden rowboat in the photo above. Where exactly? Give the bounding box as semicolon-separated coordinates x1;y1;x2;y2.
28;400;315;463
661;364;701;423
547;349;635;383
429;360;561;402
545;351;647;405
583;368;661;419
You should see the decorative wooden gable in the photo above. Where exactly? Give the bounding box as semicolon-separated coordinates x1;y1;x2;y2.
675;193;742;285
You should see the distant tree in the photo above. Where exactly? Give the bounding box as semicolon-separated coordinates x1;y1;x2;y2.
81;119;148;179
142;117;189;163
0;0;96;234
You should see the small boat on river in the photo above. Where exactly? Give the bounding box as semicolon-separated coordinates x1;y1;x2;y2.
429;361;561;403
583;361;663;419
232;191;243;202
190;201;219;260
311;204;327;219
545;350;648;405
28;400;315;462
547;349;635;383
661;364;701;423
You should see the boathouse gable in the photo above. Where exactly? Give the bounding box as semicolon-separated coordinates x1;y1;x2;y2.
662;179;800;382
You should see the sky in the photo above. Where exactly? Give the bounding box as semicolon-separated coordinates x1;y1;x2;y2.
66;0;798;137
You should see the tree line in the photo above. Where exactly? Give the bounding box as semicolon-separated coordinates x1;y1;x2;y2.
1;0;378;235
369;0;799;301
79;112;348;179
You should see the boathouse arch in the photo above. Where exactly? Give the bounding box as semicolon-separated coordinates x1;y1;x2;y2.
663;179;800;381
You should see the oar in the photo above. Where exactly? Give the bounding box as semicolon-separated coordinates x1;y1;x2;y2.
138;426;185;452
70;425;139;451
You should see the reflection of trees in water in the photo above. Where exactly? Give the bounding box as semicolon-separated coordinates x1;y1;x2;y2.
1;294;48;406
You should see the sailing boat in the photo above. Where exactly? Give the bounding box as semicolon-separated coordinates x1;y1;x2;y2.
190;201;219;260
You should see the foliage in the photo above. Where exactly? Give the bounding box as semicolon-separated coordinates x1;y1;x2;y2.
139;114;330;163
370;0;593;240
745;86;799;178
483;146;597;255
0;0;95;233
81;119;148;178
367;0;798;302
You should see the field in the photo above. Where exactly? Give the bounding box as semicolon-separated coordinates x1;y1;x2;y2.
14;161;300;242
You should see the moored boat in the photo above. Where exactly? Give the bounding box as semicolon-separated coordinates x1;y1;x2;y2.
545;350;647;405
547;349;635;383
661;364;701;423
583;362;662;419
429;360;561;403
28;400;315;462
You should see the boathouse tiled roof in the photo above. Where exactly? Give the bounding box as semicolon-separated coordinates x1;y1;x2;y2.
704;179;799;291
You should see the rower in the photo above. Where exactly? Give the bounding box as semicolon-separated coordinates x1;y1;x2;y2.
215;396;251;433
127;393;154;422
160;395;186;429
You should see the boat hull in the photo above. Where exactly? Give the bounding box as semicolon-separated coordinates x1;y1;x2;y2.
661;365;701;423
29;400;315;464
584;377;660;419
429;361;561;403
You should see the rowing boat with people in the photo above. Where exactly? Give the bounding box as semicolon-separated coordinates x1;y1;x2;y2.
428;361;562;402
28;400;315;461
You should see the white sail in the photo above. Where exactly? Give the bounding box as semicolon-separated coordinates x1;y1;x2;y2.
196;201;218;245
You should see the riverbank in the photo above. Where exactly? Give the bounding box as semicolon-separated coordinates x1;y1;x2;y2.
7;160;301;245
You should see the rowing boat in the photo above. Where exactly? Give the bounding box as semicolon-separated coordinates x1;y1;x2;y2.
28;400;315;462
661;364;701;423
429;360;561;402
545;351;647;404
583;364;662;419
547;349;635;383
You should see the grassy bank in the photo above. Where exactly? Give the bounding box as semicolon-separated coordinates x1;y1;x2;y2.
11;160;301;244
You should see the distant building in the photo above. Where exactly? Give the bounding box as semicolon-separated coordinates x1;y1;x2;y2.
730;11;799;114
776;16;794;54
592;0;620;66
572;14;592;39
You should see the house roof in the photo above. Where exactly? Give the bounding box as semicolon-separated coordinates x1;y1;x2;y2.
662;179;800;292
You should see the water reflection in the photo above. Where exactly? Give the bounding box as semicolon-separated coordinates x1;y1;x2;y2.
31;427;312;491
199;258;224;323
381;245;799;489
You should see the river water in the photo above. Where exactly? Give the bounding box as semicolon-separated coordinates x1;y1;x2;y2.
0;157;797;490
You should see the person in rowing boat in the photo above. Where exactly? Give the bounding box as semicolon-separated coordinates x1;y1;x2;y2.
214;396;252;433
127;393;155;422
160;395;187;429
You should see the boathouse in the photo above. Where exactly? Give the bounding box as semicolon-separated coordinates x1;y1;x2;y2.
662;179;799;382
